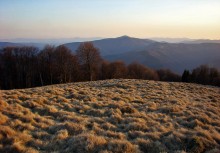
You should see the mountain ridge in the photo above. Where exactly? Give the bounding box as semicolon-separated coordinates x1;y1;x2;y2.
1;36;220;74
0;42;46;50
62;36;220;73
64;36;156;56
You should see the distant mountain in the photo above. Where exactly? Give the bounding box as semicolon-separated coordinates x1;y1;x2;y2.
181;39;220;44
1;36;220;74
0;42;46;50
0;42;23;48
64;36;156;56
0;38;103;49
149;37;193;43
0;37;103;46
105;42;220;73
150;38;220;44
63;36;220;73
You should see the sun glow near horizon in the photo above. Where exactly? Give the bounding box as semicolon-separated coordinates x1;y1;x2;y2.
0;0;220;40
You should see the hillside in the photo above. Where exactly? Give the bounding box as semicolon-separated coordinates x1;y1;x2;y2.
0;42;46;50
182;39;220;44
0;79;220;153
105;42;220;73
64;36;156;56
1;36;220;74
63;36;220;73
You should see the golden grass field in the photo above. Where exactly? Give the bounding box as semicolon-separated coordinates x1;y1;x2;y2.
0;79;220;153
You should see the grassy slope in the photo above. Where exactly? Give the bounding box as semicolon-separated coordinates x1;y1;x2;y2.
0;79;220;153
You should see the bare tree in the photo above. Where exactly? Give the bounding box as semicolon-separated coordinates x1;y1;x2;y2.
128;62;159;80
157;69;181;82
76;42;102;81
108;61;128;79
38;45;80;84
0;46;38;89
99;60;110;80
38;45;56;85
54;45;79;83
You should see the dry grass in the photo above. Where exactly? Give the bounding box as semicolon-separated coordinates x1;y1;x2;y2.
0;79;220;153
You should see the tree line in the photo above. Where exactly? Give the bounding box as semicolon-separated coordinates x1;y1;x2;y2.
0;42;219;89
182;65;220;86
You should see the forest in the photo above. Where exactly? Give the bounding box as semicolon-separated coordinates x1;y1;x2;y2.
0;42;220;90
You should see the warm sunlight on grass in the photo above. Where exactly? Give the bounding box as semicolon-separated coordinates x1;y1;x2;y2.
0;79;220;152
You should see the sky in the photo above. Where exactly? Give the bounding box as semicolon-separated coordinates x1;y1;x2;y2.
0;0;220;40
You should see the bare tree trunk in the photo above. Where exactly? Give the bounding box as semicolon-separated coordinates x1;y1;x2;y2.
39;73;44;86
90;74;93;81
50;73;53;85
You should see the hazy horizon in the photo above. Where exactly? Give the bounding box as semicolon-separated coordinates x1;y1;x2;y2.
1;0;220;40
1;35;220;45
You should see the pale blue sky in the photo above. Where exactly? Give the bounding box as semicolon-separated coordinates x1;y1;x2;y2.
0;0;220;39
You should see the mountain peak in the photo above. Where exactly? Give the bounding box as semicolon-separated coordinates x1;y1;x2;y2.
118;35;131;39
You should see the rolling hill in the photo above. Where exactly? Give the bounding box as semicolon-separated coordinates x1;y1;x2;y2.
64;36;156;56
182;39;220;44
1;36;220;74
0;42;24;48
0;42;46;50
63;36;220;74
105;42;220;73
0;79;220;152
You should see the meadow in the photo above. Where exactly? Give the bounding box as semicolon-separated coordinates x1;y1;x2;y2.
0;79;220;153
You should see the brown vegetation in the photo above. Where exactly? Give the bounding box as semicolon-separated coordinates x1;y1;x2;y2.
182;65;220;86
0;79;220;152
1;44;220;90
0;44;177;90
76;42;102;81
